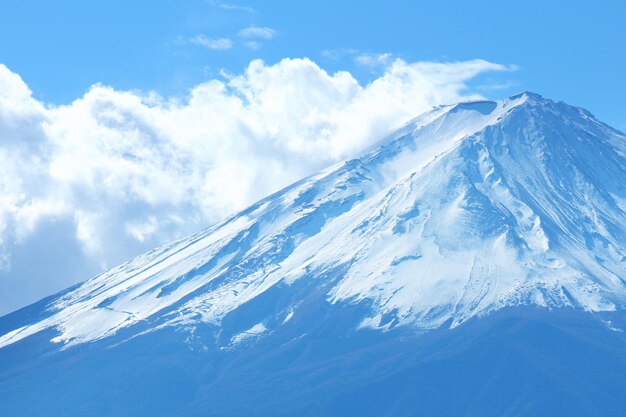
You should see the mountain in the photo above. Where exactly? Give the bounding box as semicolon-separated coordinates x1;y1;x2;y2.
1;92;625;416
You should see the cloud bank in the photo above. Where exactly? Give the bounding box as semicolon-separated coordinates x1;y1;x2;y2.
0;57;510;314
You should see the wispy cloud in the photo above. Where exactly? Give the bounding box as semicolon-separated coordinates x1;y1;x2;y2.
322;49;394;69
209;1;255;13
354;52;393;68
244;40;262;50
187;35;233;50
238;26;277;39
321;48;358;60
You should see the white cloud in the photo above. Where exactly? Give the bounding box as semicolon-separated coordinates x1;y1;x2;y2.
0;58;512;314
238;26;277;39
187;35;233;50
210;1;255;13
355;52;393;68
125;216;159;243
244;40;262;50
321;48;358;61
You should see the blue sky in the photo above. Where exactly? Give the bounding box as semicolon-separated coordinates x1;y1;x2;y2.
0;1;624;315
1;0;624;128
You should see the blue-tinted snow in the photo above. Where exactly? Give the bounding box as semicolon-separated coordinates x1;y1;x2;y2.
1;92;625;350
1;92;626;416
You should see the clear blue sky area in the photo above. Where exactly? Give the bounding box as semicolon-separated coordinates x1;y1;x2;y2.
1;0;624;129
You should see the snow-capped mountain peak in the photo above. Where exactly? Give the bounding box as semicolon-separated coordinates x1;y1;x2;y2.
1;92;625;350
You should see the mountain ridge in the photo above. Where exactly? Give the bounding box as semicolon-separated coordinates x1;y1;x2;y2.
1;92;625;352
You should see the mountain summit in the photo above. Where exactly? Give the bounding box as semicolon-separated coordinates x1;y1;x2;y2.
1;93;626;417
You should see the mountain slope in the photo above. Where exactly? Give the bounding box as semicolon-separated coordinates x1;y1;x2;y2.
1;92;626;416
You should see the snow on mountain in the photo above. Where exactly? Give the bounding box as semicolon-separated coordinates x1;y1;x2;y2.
1;92;625;350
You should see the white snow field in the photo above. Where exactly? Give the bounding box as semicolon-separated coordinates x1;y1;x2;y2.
1;92;625;350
